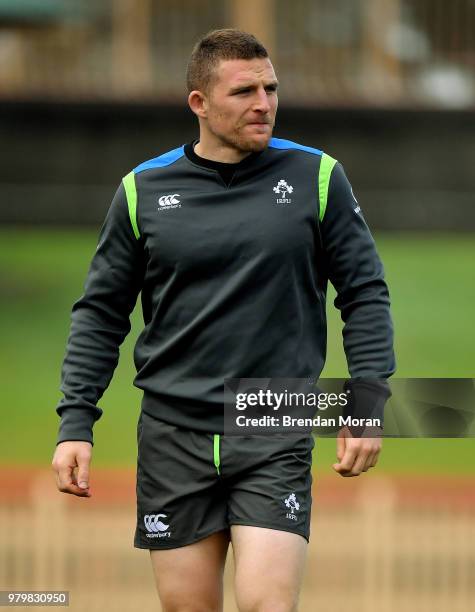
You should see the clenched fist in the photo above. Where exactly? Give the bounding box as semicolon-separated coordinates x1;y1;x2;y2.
52;441;93;497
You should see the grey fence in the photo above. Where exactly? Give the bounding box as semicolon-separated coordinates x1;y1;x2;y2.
1;469;474;612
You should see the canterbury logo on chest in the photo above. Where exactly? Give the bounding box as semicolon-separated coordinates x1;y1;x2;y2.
157;194;181;211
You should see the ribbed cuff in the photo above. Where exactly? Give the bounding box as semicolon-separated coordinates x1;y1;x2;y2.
343;379;392;424
56;408;96;446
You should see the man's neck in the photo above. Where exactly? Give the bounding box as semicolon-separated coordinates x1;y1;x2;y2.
194;139;252;164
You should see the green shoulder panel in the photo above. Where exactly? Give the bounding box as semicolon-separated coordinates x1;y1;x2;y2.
318;153;338;222
122;171;140;240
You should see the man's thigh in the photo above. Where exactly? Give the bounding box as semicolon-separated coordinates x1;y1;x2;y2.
231;525;308;612
150;529;230;612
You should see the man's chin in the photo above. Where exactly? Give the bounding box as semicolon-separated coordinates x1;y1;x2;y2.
239;134;273;153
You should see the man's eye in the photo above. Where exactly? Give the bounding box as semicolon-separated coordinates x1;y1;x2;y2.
236;89;250;94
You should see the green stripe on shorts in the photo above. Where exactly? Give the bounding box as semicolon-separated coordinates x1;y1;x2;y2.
213;434;220;475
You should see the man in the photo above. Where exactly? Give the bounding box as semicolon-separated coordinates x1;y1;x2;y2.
52;29;394;612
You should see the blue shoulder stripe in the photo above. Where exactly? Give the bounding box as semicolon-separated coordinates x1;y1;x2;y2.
134;145;185;174
269;137;322;156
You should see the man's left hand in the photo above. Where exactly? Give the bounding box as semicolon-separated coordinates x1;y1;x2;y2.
332;426;382;477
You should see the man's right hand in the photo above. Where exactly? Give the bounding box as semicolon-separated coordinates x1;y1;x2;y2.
52;441;93;497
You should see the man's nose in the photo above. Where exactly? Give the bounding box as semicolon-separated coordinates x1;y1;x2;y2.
252;88;271;113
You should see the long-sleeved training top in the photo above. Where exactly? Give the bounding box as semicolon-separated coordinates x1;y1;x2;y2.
56;137;395;445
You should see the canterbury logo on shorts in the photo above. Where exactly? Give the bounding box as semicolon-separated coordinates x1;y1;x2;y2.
144;514;171;538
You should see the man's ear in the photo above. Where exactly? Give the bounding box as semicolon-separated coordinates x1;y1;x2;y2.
188;90;208;119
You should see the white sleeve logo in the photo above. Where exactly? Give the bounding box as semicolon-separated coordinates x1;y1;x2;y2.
350;186;361;213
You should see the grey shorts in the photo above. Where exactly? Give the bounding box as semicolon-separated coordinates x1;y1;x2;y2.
134;411;314;549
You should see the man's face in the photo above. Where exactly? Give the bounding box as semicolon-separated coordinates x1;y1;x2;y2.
203;57;278;153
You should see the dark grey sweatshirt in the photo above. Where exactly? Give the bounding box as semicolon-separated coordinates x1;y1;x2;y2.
56;137;395;444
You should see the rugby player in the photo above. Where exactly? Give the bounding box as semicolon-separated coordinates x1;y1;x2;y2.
52;29;395;612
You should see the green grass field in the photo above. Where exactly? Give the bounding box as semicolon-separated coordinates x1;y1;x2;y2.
1;229;474;473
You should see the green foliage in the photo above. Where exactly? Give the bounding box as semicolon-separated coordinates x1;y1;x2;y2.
0;229;474;472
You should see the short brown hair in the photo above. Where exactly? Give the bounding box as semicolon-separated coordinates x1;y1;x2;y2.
186;28;268;94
